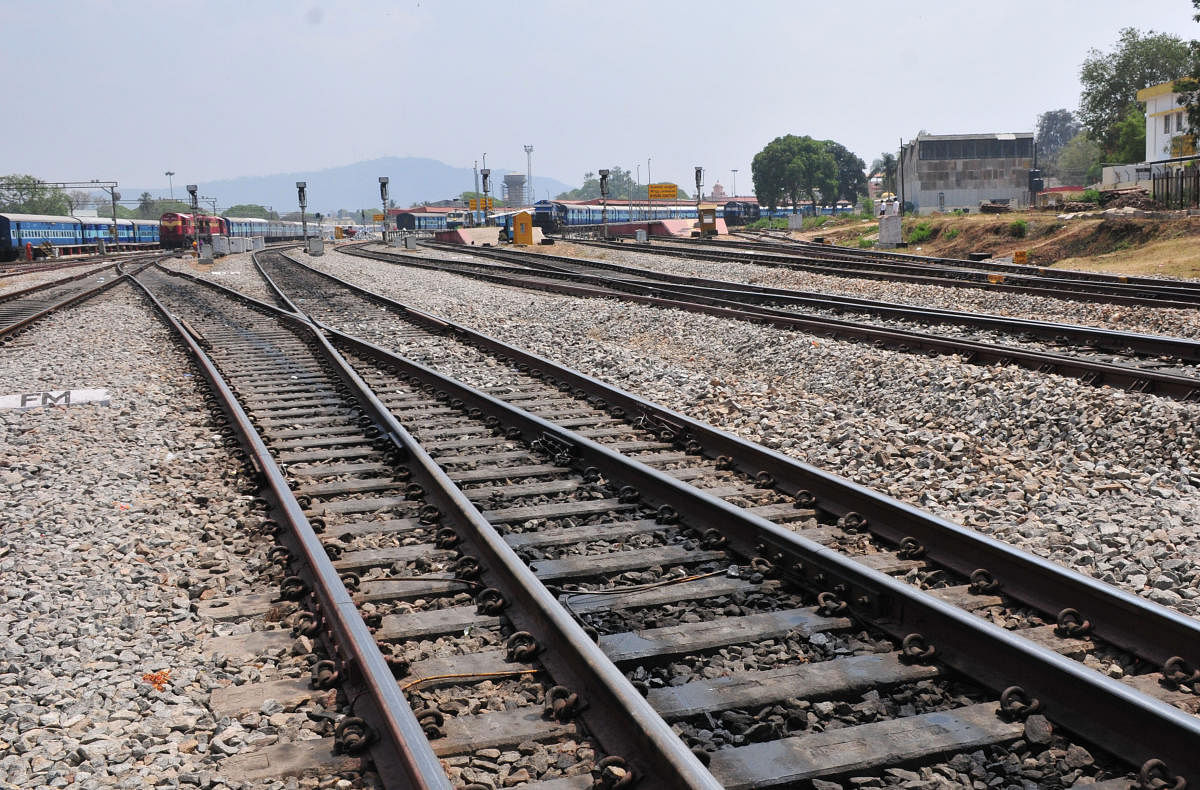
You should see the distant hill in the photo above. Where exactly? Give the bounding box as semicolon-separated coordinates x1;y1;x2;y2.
131;156;573;215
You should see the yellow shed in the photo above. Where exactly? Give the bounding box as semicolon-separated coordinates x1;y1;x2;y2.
512;210;534;246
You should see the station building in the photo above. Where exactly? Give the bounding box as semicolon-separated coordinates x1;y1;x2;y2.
899;132;1035;214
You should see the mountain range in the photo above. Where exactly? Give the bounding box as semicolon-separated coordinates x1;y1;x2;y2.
133;156;575;214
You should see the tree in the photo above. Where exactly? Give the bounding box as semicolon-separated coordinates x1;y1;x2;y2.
1110;105;1149;163
223;204;275;219
822;140;867;202
556;166;686;201
870;153;898;194
751;135;838;213
1176;1;1200;135
1056;132;1102;185
137;192;157;218
0;175;69;215
1078;28;1192;157
1035;109;1082;180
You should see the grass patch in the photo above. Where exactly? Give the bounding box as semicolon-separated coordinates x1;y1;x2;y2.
1008;219;1028;238
942;227;960;240
907;221;935;243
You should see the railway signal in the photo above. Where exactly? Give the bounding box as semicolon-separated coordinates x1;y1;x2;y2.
379;176;389;242
296;181;308;246
599;169;610;236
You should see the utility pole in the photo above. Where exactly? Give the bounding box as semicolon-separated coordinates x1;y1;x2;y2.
164;171;175;200
731;169;738;199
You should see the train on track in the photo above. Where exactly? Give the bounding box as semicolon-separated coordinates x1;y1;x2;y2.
0;210;319;259
532;199;857;233
159;213;311;249
0;213;160;261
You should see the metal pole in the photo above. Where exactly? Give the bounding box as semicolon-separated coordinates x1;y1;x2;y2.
186;184;198;255
379;176;389;244
165;171;174;200
599;169;610;238
731;169;738;199
647;157;651;222
110;188;120;252
480;169;491;226
296;181;308;248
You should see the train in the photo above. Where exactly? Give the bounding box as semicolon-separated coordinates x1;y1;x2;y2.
531;198;857;234
159;213;312;248
0;213;160;261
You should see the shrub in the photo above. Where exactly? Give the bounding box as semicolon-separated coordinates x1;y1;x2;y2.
1082;188;1101;204
801;215;830;230
907;221;935;243
858;237;875;248
1008;219;1028;238
943;227;960;240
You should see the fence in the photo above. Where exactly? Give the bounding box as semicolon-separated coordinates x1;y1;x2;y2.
1152;167;1200;209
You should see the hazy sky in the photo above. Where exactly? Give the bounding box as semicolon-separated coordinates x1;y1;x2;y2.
5;0;1198;199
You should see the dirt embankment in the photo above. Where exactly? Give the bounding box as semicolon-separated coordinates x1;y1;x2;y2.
804;213;1200;279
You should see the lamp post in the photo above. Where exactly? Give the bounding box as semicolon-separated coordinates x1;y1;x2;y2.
164;171;175;200
480;169;491;226
296;181;308;248
731;169;738;199
598;169;610;237
379;176;389;243
635;164;641;220
186;184;199;255
647;157;652;221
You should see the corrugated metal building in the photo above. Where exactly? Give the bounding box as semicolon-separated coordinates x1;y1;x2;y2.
900;132;1034;214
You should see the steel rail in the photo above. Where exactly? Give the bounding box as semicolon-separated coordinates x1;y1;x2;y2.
346;246;1200;400
131;268;452;789
277;250;1200;680
427;241;1200;363
741;230;1200;292
0;262;151;339
574;238;1200;309
161;260;724;789
663;231;1200;303
322;321;1200;789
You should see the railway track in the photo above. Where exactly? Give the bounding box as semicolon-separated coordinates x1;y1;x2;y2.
131;247;1198;787
0;257;158;337
571;235;1200;310
344;243;1200;401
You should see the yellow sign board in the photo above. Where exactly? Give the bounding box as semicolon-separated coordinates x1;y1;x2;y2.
1013;250;1028;265
372;213;385;221
647;183;678;201
468;198;494;210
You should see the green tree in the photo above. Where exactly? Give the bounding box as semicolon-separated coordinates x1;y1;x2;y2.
1176;1;1200;135
754;136;838;213
1079;28;1191;157
556;166;686;201
822;140;867;202
1111;105;1148;163
870;153;898;194
0;175;69;215
223;203;275;219
1056;132;1103;185
1035;109;1082;176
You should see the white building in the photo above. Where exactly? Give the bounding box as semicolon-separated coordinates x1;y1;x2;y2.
1138;80;1195;162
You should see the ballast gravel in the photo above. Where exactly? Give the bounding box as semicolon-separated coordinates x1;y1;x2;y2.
0;283;314;789
269;244;1200;623
555;240;1200;340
